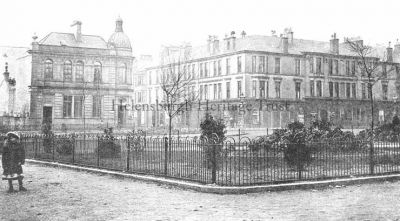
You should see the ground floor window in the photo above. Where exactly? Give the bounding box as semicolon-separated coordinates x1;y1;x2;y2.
63;96;72;118
63;95;84;118
92;96;102;118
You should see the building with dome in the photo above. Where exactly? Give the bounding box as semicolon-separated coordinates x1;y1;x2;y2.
27;18;135;131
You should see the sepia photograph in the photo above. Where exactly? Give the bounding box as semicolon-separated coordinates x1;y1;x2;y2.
1;0;400;220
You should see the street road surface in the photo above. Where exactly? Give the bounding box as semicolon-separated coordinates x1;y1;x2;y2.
1;163;400;220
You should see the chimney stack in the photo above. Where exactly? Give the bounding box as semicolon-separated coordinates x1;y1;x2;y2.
284;28;293;44
71;21;82;42
287;31;293;44
394;39;400;58
387;42;393;62
330;33;339;55
207;35;212;53
282;37;289;54
241;31;246;38
212;36;219;54
230;31;236;50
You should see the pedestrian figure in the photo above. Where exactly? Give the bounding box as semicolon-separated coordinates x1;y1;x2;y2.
2;132;27;193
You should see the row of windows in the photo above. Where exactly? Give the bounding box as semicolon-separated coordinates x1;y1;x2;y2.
310;57;388;77
310;80;388;100
145;56;287;85
145;55;397;86
44;59;131;84
198;79;286;101
62;95;101;118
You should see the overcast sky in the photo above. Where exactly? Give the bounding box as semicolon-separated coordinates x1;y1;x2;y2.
1;0;399;57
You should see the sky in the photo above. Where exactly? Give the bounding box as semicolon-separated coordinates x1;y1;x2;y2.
0;0;399;57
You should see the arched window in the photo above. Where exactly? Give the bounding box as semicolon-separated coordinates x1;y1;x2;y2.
94;61;102;83
118;63;127;84
75;61;84;82
63;60;72;81
44;59;53;79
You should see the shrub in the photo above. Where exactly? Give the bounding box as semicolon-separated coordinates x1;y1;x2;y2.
55;136;74;155
96;127;121;158
200;113;226;142
200;113;226;169
128;129;146;152
41;124;53;153
282;122;313;169
283;143;313;169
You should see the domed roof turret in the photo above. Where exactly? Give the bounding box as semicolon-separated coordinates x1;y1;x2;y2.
108;17;131;50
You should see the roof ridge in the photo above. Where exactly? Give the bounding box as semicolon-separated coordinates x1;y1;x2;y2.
38;32;54;44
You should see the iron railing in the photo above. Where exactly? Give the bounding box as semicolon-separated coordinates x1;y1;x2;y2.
2;133;400;186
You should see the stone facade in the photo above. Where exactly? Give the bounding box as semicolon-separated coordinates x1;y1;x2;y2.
28;18;134;130
135;31;400;132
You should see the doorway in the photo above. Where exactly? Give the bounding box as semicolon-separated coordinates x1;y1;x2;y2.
42;106;52;129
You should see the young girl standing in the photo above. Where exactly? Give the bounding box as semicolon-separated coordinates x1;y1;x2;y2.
2;132;27;193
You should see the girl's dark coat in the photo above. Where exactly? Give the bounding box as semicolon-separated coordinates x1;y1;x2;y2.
2;140;25;175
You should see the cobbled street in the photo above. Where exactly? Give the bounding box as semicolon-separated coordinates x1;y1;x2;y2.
1;163;400;221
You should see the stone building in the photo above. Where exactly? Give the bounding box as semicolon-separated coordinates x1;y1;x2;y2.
28;18;134;130
135;30;400;132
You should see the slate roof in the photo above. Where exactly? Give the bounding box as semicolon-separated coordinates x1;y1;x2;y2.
190;35;399;61
38;32;108;49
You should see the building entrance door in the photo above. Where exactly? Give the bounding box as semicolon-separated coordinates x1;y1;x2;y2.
42;106;52;129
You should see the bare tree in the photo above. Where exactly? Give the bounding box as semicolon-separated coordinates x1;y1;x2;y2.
159;46;198;152
345;39;395;136
345;39;398;174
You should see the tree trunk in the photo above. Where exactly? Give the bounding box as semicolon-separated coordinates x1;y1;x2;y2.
368;80;375;174
368;81;374;135
168;112;172;161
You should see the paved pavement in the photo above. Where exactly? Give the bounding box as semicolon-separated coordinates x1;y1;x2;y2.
1;164;400;221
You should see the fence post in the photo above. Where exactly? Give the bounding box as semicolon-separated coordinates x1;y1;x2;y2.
72;135;75;164
97;136;100;167
369;140;374;175
52;135;55;162
297;144;302;180
34;136;37;159
211;143;217;184
126;136;130;171
164;137;168;175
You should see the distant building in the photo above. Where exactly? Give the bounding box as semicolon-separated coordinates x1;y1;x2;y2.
136;30;400;131
0;46;31;128
28;18;134;130
0;46;30;116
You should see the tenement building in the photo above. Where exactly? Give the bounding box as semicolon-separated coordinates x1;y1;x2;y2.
135;30;400;131
28;18;134;130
